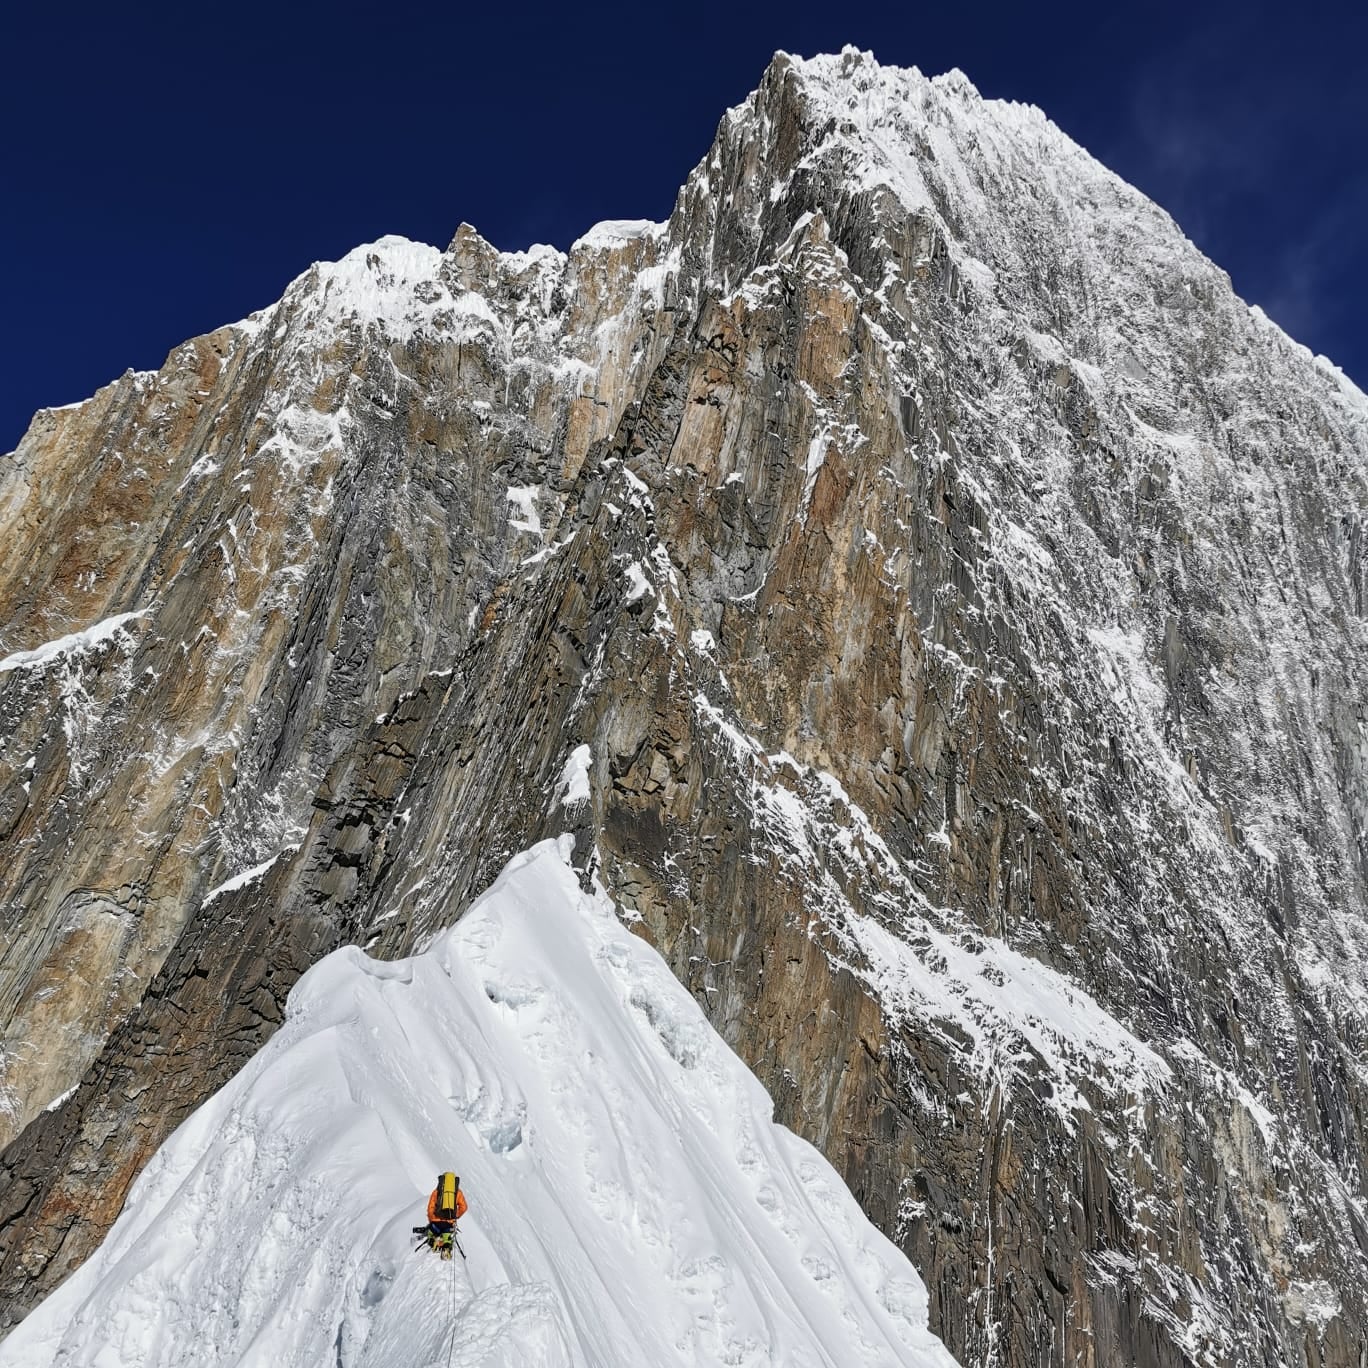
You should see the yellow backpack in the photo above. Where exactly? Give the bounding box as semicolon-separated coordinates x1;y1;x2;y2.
435;1172;459;1221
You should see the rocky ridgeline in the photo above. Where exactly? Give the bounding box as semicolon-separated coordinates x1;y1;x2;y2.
3;47;1368;1368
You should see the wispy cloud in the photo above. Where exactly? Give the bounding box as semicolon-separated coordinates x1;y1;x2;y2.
1258;177;1368;349
1110;10;1367;374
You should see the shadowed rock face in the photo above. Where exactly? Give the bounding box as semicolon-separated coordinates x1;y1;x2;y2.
3;46;1368;1367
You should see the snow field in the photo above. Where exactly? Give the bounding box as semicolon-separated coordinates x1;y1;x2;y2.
1;839;958;1368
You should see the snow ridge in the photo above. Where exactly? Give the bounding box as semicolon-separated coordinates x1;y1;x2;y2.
0;842;959;1368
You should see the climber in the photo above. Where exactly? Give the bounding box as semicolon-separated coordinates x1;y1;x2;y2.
414;1172;468;1258
427;1171;468;1231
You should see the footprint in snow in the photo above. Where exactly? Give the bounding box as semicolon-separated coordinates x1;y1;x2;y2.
483;978;542;1010
446;1281;573;1368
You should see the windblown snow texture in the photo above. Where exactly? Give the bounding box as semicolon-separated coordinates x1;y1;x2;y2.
0;841;958;1368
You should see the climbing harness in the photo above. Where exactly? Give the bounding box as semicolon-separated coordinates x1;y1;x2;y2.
412;1223;465;1261
409;1220;464;1368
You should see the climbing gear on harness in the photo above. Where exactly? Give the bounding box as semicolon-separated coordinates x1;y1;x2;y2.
412;1224;465;1261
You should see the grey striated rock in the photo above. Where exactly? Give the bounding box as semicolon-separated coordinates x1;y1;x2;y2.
3;46;1368;1367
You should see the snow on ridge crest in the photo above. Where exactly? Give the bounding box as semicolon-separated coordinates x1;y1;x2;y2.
571;219;665;253
256;215;676;363
784;45;983;102
308;235;449;340
0;608;150;674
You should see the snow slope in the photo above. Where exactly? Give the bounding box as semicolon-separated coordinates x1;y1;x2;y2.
0;839;959;1368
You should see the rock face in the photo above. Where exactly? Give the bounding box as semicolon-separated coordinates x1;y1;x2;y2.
3;46;1368;1367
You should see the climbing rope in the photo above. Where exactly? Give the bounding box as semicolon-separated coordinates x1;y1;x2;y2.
445;1239;458;1368
413;1219;465;1366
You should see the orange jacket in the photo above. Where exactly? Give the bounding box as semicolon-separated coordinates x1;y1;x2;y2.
428;1186;468;1224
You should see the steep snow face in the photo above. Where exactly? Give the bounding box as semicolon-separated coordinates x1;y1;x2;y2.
0;840;958;1368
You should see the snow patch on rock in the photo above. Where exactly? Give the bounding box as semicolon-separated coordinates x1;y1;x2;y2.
555;745;592;811
0;610;149;674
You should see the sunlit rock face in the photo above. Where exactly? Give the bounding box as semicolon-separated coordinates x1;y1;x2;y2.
3;45;1368;1367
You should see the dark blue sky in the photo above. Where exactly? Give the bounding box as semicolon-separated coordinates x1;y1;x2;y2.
4;0;1365;451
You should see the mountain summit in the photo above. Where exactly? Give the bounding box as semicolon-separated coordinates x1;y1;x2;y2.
2;47;1366;1367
